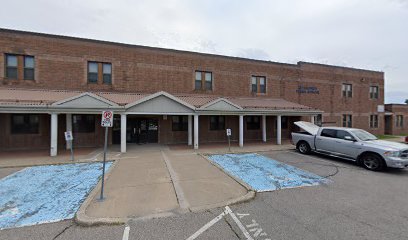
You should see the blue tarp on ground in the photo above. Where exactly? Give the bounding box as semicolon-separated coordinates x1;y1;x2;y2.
0;162;112;230
208;153;328;192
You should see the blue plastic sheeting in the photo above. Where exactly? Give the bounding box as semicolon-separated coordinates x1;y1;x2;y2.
208;153;328;192
0;162;112;230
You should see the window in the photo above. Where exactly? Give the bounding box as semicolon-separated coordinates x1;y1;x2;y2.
103;63;112;84
172;116;188;131
251;77;257;93
321;129;337;138
246;116;260;130
342;115;352;127
5;54;18;79
88;62;98;83
336;130;354;140
396;115;404;128
195;71;212;90
370;86;379;99
73;115;95;133
342;84;352;98
11;114;39;134
251;76;266;94
88;61;112;84
5;54;35;80
370;115;378;128
24;56;35;80
210;116;225;130
313;114;323;126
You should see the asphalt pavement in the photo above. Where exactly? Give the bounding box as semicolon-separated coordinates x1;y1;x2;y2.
1;149;407;240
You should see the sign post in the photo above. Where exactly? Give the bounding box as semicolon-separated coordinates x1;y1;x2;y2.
226;128;232;152
64;131;74;161
100;110;113;201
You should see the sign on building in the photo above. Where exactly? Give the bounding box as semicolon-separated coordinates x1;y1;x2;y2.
64;131;73;141
101;111;114;127
377;105;385;113
226;128;232;136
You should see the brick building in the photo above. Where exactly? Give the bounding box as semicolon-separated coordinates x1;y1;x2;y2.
384;104;408;136
0;29;391;156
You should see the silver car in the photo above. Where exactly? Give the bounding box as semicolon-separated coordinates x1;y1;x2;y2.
291;121;408;171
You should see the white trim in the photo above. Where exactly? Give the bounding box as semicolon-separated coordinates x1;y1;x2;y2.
125;91;196;110
52;92;119;107
199;98;243;110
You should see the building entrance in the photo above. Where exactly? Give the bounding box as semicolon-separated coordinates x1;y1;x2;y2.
127;117;158;144
112;116;158;144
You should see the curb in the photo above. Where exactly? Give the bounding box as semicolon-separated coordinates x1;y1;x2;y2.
0;159;110;169
189;190;255;213
74;160;128;226
199;146;295;156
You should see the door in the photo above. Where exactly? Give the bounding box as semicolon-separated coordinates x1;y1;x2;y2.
127;117;158;144
333;130;360;159
315;128;338;153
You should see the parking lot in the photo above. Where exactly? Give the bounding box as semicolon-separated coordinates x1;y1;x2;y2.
0;149;407;240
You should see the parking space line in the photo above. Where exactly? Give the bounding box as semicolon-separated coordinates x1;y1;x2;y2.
226;206;254;240
186;208;230;240
186;206;254;240
122;225;130;240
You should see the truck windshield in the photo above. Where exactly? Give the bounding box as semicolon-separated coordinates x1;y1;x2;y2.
350;129;378;141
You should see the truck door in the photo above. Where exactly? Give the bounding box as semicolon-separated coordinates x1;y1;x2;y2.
333;130;360;159
315;129;338;154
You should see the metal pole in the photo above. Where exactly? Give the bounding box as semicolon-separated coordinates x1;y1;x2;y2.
100;126;108;200
228;136;231;152
70;140;74;161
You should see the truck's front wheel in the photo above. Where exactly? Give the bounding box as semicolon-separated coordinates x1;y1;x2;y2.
297;141;311;154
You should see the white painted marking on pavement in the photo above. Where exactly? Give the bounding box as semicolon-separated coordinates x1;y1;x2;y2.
186;206;256;240
226;206;254;240
186;208;231;240
122;225;130;240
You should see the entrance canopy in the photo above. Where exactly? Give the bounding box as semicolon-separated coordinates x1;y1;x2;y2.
0;88;322;115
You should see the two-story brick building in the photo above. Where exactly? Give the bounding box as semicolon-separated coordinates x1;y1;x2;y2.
0;28;389;156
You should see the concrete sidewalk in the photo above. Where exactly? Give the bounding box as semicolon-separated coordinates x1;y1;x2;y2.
0;148;105;168
81;144;251;223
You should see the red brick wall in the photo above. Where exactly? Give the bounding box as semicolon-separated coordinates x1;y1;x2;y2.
385;105;408;135
0;29;386;144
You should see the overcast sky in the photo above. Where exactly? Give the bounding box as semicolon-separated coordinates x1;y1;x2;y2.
1;0;407;103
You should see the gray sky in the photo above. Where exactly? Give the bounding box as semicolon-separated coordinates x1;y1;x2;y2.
1;0;407;103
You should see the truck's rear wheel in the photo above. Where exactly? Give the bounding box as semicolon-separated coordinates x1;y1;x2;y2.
297;141;311;154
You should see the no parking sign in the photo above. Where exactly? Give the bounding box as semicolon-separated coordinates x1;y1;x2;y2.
101;111;113;127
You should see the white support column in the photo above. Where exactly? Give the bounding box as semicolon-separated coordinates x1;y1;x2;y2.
194;115;199;150
121;114;127;153
311;115;315;124
277;115;282;145
50;113;58;156
66;114;72;150
188;115;193;146
239;115;244;147
262;115;267;142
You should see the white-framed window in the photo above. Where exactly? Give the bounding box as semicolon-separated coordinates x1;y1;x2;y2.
369;86;379;99
396;115;404;128
370;115;378;128
342;114;352;127
342;84;352;98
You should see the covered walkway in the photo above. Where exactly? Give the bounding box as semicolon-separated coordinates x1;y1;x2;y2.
0;88;322;156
